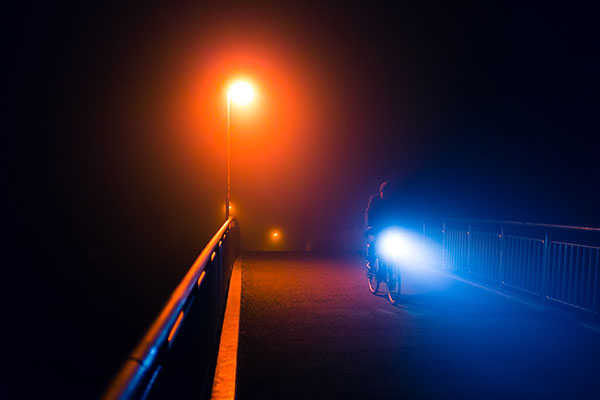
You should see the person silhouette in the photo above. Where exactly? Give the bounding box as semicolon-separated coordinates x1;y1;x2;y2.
364;181;399;268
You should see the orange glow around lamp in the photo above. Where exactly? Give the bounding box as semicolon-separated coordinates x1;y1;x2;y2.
226;81;255;219
271;230;281;242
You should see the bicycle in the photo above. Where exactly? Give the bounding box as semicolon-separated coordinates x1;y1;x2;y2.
366;249;401;304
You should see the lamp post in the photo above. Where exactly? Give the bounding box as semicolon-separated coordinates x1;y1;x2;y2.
226;80;255;219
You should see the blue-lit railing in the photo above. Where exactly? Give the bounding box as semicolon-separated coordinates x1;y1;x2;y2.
103;218;240;399
423;219;600;314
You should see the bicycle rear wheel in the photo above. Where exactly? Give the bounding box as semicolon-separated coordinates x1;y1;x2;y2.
386;266;401;304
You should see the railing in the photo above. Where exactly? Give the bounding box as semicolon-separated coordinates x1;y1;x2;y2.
104;218;240;399
423;218;600;314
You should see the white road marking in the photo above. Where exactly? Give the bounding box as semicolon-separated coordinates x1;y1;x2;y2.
211;259;243;400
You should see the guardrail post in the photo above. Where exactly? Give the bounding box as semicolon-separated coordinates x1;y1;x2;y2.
217;243;223;326
442;221;447;271
467;223;472;279
541;230;549;303
499;224;504;288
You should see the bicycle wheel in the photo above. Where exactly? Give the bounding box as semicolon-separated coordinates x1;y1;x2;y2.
386;265;401;304
367;259;380;294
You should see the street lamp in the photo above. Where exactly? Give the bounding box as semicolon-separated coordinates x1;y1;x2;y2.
226;80;255;219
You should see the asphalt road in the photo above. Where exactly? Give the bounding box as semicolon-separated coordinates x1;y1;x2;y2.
236;252;600;399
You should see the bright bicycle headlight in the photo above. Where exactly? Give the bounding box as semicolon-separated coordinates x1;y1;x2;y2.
376;228;406;263
375;227;437;272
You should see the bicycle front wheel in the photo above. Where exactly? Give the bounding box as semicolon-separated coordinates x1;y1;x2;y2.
367;260;380;294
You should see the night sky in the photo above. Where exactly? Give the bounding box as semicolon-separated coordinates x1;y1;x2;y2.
6;1;600;397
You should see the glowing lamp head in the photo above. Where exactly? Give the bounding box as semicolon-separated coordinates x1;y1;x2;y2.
229;81;255;105
376;228;407;263
271;231;280;241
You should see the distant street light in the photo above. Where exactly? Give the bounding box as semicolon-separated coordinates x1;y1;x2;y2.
226;80;255;219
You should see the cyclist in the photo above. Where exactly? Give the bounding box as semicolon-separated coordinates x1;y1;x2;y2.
364;181;399;269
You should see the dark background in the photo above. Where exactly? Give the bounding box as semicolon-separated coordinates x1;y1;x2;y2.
5;1;599;397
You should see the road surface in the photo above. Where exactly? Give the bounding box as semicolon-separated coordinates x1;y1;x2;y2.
236;252;600;399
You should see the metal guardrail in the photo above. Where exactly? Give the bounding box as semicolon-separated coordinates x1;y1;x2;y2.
423;218;600;314
104;218;240;399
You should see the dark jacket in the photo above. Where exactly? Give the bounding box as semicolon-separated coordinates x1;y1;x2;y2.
364;194;400;234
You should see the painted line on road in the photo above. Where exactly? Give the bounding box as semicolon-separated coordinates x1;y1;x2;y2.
440;273;600;334
211;258;243;400
579;322;600;334
445;273;600;334
439;271;545;311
